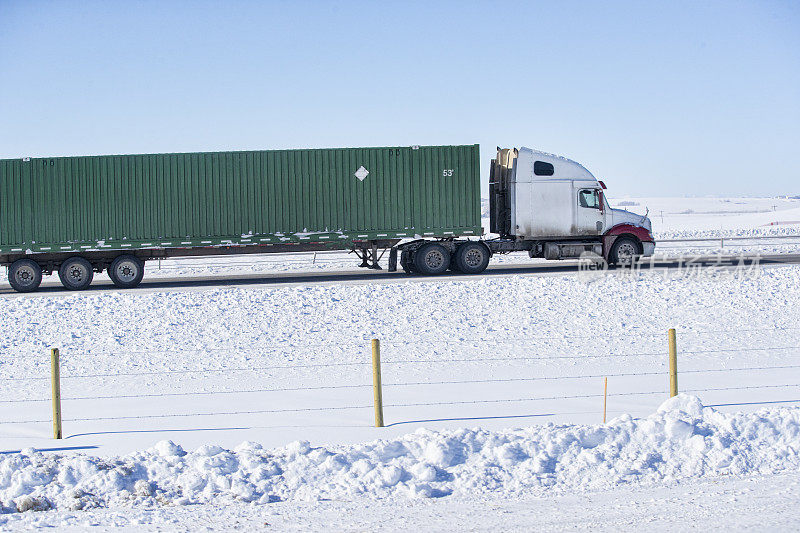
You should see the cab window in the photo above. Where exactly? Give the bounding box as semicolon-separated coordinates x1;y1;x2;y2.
578;189;600;209
534;161;555;176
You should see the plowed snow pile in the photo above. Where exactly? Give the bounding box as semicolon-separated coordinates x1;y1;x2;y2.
2;395;799;513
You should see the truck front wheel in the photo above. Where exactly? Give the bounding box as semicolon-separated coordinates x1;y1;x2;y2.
9;259;43;293
609;237;640;265
455;243;490;274
413;243;450;275
109;255;145;288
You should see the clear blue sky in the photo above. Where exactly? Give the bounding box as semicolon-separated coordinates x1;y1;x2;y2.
1;1;798;197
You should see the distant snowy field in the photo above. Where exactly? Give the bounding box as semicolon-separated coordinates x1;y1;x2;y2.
612;196;800;234
2;197;800;530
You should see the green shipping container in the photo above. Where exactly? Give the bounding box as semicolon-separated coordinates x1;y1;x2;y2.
0;144;482;256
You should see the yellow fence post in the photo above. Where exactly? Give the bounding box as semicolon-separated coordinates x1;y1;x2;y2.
51;348;62;439
371;339;384;428
668;328;678;398
603;377;608;423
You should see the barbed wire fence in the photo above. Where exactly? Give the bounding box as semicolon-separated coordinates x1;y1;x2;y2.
1;327;799;437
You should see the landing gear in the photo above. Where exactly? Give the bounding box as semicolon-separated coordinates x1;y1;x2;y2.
355;243;384;270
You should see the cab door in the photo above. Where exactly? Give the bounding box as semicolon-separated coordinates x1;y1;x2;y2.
575;187;604;235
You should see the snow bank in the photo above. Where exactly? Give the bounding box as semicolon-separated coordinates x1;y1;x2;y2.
2;395;799;512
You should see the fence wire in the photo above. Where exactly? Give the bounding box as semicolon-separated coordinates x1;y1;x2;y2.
4;383;800;426
3;327;800;429
4;364;800;405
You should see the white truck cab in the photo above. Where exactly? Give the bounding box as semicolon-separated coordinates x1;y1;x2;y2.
490;147;655;263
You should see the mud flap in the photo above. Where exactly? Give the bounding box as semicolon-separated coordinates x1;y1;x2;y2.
602;234;615;261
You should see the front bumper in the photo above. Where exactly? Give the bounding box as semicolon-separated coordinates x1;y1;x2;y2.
642;241;656;257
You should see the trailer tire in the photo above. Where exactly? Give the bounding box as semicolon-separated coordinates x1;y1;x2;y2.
58;257;94;290
455;243;490;274
109;255;145;288
9;259;43;293
413;243;450;275
609;237;640;266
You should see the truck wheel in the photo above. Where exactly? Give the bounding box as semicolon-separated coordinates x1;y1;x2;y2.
455;243;490;274
609;237;640;265
108;255;145;288
413;243;450;275
9;259;42;292
58;257;94;290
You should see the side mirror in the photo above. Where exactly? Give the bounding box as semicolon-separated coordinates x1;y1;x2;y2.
598;190;605;213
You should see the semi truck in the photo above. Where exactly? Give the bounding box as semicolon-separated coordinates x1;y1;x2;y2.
0;144;654;292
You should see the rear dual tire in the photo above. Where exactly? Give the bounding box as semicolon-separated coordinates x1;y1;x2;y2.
454;243;490;274
58;257;94;290
9;259;42;293
411;242;490;276
108;255;144;289
413;243;450;275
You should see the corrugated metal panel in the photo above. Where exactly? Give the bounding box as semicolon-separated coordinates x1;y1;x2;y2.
0;145;482;254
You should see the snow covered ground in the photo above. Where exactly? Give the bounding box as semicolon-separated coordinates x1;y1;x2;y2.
2;264;800;528
1;197;800;529
3;395;800;530
6;469;800;531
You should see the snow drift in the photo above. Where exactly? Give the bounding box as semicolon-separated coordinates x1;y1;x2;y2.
2;395;800;513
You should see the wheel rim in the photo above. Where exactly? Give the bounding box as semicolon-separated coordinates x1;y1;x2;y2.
115;260;139;283
66;262;89;285
14;265;37;288
617;242;637;262
424;250;445;270
464;248;484;268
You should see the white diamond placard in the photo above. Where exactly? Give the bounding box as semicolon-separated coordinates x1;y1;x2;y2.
354;166;369;181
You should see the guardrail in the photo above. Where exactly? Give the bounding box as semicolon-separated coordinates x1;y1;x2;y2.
655;234;800;250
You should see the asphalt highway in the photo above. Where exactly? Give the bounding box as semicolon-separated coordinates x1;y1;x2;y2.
3;253;800;297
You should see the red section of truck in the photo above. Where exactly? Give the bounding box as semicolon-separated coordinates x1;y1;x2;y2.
602;224;655;259
604;223;652;242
